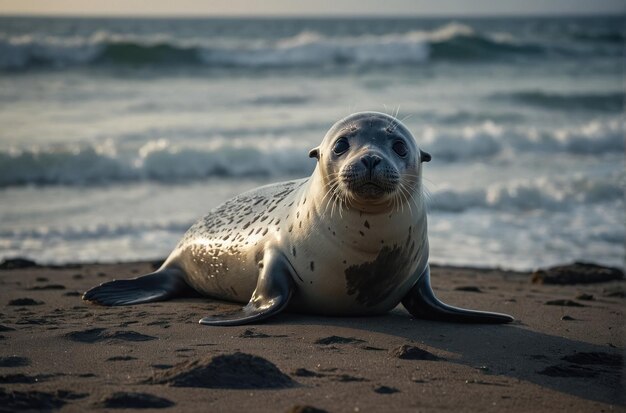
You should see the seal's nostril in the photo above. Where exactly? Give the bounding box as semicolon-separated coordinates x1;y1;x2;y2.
361;155;381;171
372;155;381;167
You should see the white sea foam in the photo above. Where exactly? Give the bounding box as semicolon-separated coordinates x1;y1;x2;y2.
422;119;624;160
0;23;555;70
430;175;623;213
0;119;621;187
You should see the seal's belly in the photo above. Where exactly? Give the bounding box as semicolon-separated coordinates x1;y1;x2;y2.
287;245;424;315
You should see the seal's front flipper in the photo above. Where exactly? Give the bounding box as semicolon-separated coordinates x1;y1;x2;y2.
402;266;514;324
199;248;295;326
83;268;194;306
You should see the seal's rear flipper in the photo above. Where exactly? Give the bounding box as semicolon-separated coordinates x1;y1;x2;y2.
199;248;295;326
83;268;194;306
402;266;514;324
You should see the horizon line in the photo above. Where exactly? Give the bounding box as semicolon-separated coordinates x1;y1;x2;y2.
0;11;623;19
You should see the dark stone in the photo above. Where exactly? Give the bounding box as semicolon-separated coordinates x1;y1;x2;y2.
0;324;15;332
293;368;324;378
544;299;585;307
532;262;623;285
314;336;365;345
94;392;174;409
8;298;43;306
561;315;575;321
374;385;400;394
391;344;442;361
106;356;138;362
454;286;482;293
0;258;38;270
146;352;296;389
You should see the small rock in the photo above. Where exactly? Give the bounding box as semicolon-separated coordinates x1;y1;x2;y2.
544;299;585;307
8;298;43;306
314;336;365;345
293;368;324;378
532;262;623;285
0;258;38;270
390;345;442;361
454;286;482;293
374;385;399;394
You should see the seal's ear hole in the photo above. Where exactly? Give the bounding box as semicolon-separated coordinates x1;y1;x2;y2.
309;148;320;160
420;150;432;163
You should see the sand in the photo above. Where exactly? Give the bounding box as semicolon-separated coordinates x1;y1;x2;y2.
0;260;624;412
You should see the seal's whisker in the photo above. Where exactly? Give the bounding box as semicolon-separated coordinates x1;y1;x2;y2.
324;184;340;217
319;177;338;206
401;183;415;217
321;181;339;216
399;113;413;123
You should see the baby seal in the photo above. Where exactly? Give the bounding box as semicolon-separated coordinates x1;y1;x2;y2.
83;111;514;325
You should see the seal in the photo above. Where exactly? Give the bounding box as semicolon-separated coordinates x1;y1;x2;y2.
83;111;514;326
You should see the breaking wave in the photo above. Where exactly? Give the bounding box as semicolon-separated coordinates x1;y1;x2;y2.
429;175;624;213
422;118;624;160
0;23;564;70
0;139;314;187
0;119;622;187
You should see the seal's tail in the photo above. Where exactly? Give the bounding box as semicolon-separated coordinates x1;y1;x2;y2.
401;266;514;324
82;268;195;306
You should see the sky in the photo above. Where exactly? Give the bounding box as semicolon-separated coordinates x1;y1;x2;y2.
0;0;624;17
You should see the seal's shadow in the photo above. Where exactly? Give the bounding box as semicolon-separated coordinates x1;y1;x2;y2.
276;310;624;406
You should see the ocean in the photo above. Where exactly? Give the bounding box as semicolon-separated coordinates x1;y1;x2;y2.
0;16;623;270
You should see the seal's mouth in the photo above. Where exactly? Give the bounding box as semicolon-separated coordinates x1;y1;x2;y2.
354;182;387;199
337;160;401;203
342;176;399;201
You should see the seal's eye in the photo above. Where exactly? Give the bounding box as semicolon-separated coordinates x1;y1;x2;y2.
392;140;408;157
332;138;349;155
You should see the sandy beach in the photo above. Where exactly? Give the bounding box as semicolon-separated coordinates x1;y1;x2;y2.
0;259;623;412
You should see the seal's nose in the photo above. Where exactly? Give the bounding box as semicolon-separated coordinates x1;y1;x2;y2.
361;154;382;171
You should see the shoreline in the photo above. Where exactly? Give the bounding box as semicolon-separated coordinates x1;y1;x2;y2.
3;256;623;276
0;259;624;412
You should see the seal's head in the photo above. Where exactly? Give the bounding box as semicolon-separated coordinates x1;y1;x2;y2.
310;111;431;213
